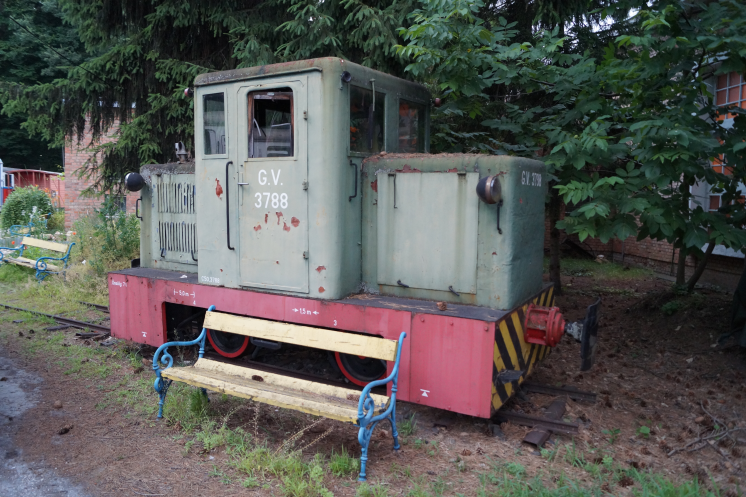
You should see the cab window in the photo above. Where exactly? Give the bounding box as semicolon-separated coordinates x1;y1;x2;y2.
350;86;385;153
248;89;294;158
203;93;226;155
398;100;425;153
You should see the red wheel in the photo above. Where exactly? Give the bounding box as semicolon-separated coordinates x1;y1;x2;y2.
334;352;387;387
207;329;251;358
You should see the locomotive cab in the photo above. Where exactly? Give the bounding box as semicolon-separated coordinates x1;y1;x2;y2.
191;59;430;297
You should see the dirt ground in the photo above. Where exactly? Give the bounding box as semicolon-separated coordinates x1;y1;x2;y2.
0;266;745;496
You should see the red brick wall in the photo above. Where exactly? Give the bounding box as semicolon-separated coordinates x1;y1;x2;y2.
63;123;139;230
544;205;744;289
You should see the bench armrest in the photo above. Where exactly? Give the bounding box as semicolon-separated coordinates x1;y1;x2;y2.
0;246;21;262
8;224;30;236
152;304;215;386
357;332;407;427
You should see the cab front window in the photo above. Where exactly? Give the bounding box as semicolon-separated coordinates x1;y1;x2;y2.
248;89;294;158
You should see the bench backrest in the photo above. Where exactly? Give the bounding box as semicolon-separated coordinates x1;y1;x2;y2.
22;236;71;254
202;311;399;361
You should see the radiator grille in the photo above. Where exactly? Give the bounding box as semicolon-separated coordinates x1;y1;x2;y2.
159;221;197;256
158;180;196;214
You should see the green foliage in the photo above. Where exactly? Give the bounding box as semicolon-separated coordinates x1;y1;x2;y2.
0;0;77;170
328;447;359;477
636;425;651;439
399;413;418;436
661;300;683;316
47;209;65;232
0;185;52;229
73;196;139;275
397;0;746;290
2;0;419;192
602;427;621;444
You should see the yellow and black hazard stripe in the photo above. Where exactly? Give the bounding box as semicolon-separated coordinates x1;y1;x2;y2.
490;284;556;413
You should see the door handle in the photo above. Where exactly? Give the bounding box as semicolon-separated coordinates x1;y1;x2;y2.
238;172;248;205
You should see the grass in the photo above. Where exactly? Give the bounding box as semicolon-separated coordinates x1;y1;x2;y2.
545;257;653;281
0;252;735;497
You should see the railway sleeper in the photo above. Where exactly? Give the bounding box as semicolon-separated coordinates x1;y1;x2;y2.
152;304;406;482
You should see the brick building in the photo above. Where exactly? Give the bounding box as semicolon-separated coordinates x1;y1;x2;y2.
63;123;139;229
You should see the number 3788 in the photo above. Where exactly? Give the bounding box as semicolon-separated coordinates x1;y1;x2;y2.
255;192;289;208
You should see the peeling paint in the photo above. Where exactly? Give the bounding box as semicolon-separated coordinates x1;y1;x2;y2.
254;225;262;231
492;252;497;256
265;213;268;224
291;217;300;227
276;212;283;225
447;168;459;173
371;180;378;192
215;179;223;198
316;266;326;273
318;286;325;293
396;164;422;173
283;222;291;232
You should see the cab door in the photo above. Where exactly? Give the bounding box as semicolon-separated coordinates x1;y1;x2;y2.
236;77;309;293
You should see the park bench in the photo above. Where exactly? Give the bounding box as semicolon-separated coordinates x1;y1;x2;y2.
152;305;406;481
0;236;76;281
9;213;50;237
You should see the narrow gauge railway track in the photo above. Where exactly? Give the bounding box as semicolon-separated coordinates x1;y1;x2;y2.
0;303;111;334
77;301;109;313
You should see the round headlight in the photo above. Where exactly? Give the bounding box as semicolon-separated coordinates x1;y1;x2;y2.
125;172;145;192
476;175;502;204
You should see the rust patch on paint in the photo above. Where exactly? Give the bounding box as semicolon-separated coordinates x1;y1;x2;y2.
265;213;268;224
318;286;325;293
492;252;497;255
396;164;421;173
276;212;283;224
519;198;523;203
447;168;459;172
283;222;291;232
215;179;223;198
291;217;300;227
370;180;378;192
316;266;326;273
276;261;280;264
220;269;223;272
254;224;262;231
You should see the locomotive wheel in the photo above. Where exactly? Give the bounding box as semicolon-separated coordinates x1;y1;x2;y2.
334;352;387;386
207;329;251;358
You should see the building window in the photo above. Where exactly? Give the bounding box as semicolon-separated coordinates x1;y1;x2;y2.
716;72;745;108
709;195;721;212
248;89;294;158
105;194;127;213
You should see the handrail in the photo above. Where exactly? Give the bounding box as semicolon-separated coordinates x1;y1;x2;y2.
225;161;234;250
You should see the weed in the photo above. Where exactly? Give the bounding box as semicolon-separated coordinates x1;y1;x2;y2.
637;425;651;438
399;413;418;436
661;300;683;315
503;462;525;477
356;482;390;497
241;476;260;488
602;427;621;444
329;447;359;477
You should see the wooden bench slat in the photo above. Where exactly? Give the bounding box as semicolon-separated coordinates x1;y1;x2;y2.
203;312;399;361
6;257;60;271
162;360;388;423
194;359;389;405
21;237;70;253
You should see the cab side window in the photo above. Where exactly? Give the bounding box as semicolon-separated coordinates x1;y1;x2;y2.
398;100;425;153
350;86;385;153
203;93;226;155
248;89;294;158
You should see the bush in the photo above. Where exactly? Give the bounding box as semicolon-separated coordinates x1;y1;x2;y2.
47;209;66;232
73;196;140;275
0;186;53;229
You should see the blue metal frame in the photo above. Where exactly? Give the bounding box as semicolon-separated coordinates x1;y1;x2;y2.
152;305;215;418
150;309;405;481
0;239;76;281
9;213;50;237
356;331;407;481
